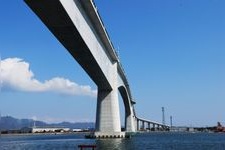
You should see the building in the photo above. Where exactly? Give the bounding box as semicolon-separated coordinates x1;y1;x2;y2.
32;127;70;133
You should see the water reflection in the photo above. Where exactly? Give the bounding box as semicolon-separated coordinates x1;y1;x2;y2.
96;138;135;150
1;133;225;150
96;138;122;150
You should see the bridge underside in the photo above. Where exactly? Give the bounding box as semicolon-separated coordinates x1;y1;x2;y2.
25;0;111;90
25;0;136;138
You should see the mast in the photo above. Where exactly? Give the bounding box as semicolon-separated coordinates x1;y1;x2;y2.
0;111;1;137
170;116;173;128
162;107;165;125
0;53;2;92
0;54;2;137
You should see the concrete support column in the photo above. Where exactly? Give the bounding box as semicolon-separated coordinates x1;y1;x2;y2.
141;121;145;130
125;107;136;132
95;89;121;133
94;63;125;138
157;124;160;131
153;124;155;131
148;123;150;130
137;119;139;131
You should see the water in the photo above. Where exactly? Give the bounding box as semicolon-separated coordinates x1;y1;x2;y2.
1;132;225;150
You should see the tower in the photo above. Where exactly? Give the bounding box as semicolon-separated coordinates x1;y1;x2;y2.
162;107;165;125
170;116;173;128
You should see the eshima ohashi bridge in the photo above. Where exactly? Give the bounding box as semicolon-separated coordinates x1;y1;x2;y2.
25;0;169;138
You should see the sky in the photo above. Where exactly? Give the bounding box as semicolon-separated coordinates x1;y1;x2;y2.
0;0;224;127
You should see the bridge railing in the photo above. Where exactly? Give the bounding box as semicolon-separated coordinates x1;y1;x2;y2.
87;0;120;61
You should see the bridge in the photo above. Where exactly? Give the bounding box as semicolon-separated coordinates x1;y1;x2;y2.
25;0;169;138
137;118;170;132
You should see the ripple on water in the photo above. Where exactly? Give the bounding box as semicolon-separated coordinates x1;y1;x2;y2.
1;132;225;150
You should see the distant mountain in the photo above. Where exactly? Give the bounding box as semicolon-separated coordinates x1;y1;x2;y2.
0;116;94;130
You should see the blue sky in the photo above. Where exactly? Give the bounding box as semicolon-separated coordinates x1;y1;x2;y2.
0;0;225;127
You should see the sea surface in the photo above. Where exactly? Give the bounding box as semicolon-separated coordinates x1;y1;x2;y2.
1;132;225;150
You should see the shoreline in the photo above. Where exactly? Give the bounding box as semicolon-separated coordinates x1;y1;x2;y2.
0;132;91;137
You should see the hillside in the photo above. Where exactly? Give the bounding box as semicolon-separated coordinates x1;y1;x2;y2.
0;116;94;130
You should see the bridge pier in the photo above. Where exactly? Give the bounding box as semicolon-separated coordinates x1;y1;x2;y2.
94;62;126;138
95;88;123;137
152;124;155;131
125;111;136;132
141;121;145;130
137;119;140;131
157;124;160;131
148;122;150;131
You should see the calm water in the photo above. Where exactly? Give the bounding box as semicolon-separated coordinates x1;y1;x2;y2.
1;132;225;150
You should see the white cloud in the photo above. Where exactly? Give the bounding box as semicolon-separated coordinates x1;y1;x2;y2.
0;57;97;97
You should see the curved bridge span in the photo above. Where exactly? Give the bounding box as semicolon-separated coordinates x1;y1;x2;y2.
25;0;169;138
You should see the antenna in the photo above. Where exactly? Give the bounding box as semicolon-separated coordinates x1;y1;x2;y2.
0;54;1;138
170;116;173;128
0;54;3;138
0;111;1;137
33;116;37;128
0;53;2;92
162;107;165;125
0;53;3;93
